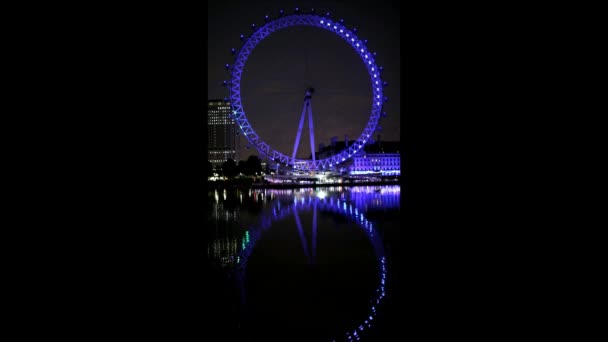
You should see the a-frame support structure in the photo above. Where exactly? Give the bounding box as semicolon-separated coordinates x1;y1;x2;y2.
291;88;316;171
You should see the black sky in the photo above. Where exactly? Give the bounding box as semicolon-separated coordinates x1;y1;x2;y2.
208;0;401;160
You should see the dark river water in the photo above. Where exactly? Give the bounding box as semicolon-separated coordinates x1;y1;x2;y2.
206;185;401;341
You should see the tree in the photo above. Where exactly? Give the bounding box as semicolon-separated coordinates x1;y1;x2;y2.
245;155;262;175
235;160;246;176
221;158;238;179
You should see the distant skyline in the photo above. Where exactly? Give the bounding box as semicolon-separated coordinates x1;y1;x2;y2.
208;0;401;161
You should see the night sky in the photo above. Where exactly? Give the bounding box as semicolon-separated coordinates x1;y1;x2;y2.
208;0;400;160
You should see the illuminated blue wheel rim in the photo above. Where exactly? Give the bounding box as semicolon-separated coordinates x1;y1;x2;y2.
227;13;386;171
235;195;387;341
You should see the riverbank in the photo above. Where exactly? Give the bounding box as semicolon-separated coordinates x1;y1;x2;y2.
207;179;400;189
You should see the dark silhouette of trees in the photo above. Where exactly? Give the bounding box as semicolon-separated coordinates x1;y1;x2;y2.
221;158;238;178
246;155;262;175
235;155;263;176
237;160;247;175
207;161;213;177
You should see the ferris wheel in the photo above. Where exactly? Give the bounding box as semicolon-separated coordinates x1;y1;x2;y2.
223;8;388;172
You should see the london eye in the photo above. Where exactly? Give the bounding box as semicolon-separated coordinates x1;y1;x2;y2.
223;9;389;173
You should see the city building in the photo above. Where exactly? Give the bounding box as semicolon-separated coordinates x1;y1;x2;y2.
260;160;267;173
208;100;239;169
349;136;400;176
349;153;400;176
311;135;401;176
316;136;358;160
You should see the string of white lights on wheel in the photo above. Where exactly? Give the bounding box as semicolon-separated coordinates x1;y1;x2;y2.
223;8;389;172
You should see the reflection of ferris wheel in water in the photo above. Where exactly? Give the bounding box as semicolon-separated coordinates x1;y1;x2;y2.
235;195;387;341
223;8;389;172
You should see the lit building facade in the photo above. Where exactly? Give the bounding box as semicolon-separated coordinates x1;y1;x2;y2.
208;100;238;169
349;153;400;176
313;135;400;176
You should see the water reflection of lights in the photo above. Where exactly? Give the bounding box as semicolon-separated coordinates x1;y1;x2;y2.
211;186;399;220
234;196;388;341
208;186;399;320
208;237;238;268
348;186;400;210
